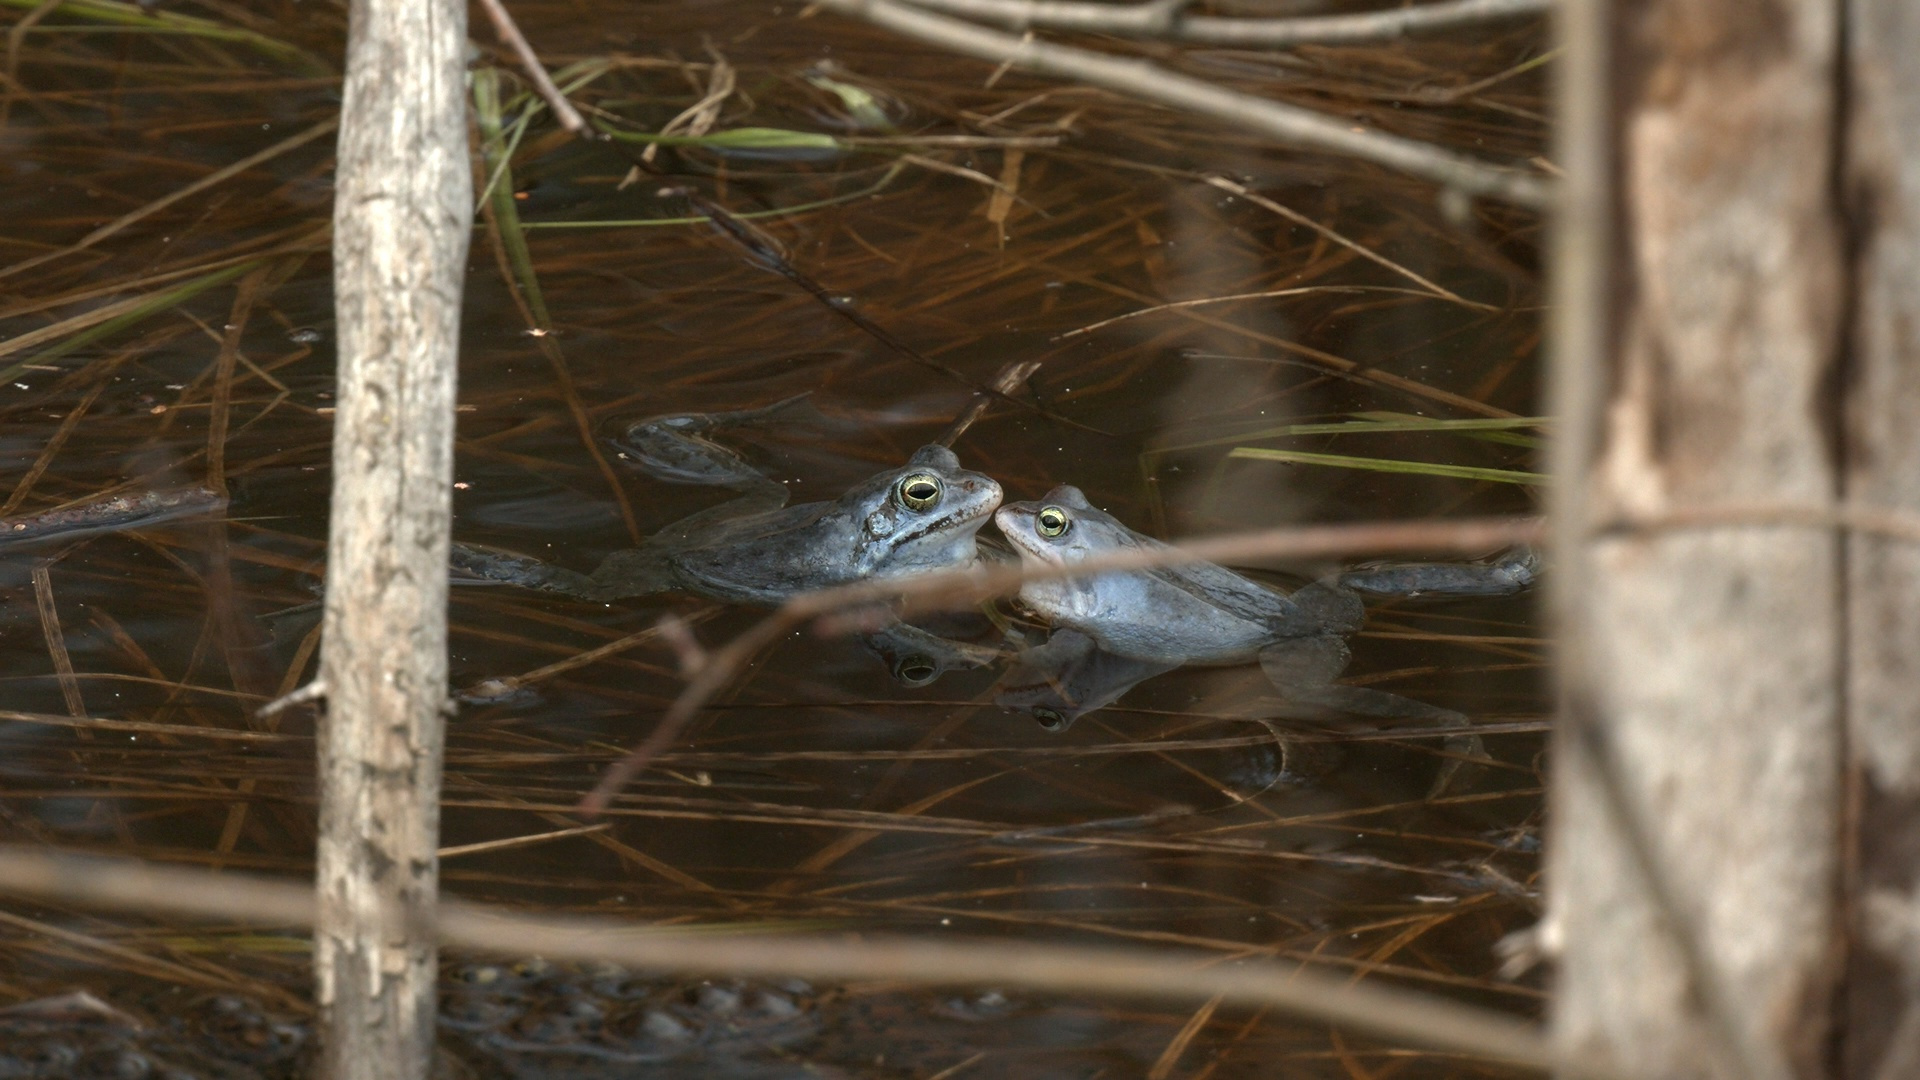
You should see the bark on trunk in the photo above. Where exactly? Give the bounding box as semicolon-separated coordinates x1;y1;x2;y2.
1839;1;1920;1076
315;0;470;1073
1547;1;1847;1076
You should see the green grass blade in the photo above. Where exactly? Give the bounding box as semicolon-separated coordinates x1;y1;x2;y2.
1153;413;1547;455
1227;447;1549;486
0;0;331;74
1348;411;1545;448
596;124;843;151
518;164;907;230
473;68;550;330
0;260;260;383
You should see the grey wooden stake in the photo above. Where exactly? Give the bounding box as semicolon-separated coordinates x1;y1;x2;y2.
315;0;471;1072
1545;1;1844;1077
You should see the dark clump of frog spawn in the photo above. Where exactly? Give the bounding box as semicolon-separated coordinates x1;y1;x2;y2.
0;990;308;1080
440;959;824;1078
993;484;1537;790
439;960;1163;1079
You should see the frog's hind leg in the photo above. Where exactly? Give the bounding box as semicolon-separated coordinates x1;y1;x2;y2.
1337;546;1540;599
584;546;677;600
451;542;615;602
1257;636;1486;796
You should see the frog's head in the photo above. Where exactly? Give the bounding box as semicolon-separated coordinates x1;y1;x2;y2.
993;485;1128;569
849;444;1003;577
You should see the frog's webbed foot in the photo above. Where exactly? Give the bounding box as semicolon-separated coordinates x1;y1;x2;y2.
451;542;613;602
1338;546;1540;599
610;393;812;489
1255;637;1486;796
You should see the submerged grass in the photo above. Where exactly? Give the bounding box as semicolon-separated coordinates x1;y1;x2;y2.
0;0;329;74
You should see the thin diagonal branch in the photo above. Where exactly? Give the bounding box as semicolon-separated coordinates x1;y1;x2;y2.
473;0;588;135
0;845;1626;1079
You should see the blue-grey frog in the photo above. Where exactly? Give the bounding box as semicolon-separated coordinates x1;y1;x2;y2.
454;443;1002;607
993;485;1529;793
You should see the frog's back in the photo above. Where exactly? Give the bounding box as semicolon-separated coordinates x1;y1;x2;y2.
664;501;863;604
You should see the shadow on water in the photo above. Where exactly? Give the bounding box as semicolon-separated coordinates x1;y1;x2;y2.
0;0;1549;1074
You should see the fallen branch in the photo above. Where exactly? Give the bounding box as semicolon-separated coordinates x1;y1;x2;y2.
812;0;1553;208
0;844;1623;1079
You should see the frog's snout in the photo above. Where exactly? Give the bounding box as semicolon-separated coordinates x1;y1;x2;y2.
972;474;1005;510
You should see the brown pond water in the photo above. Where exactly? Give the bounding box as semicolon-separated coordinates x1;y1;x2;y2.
0;1;1548;1076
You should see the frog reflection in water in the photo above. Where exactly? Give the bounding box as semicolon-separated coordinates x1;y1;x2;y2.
455;442;1001;606
995;485;1531;741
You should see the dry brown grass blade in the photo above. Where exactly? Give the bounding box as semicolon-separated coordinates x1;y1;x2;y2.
204;265;271;495
0;845;1617;1077
475;154;645;544
936;358;1040;446
0;0;61;130
1202;175;1493;309
1;378;106;516
1148;992;1223;1080
1058;285;1454;339
986;146;1024;242
0;906;305;1014
0;117;336;282
436;822;610;860
30;564;86;722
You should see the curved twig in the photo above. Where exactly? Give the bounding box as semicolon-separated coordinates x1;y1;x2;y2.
891;0;1553;47
0;844;1627;1078
813;0;1554;208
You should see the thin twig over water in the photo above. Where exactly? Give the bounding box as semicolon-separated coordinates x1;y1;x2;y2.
582;515;1543;813
0;845;1623;1079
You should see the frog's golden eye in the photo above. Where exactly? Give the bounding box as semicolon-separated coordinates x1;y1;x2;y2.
896;472;943;511
1035;505;1071;538
1032;706;1068;731
894;655;938;686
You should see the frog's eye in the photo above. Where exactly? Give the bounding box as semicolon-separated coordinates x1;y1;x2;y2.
1035;505;1071;538
1032;707;1069;731
893;655;938;686
895;472;943;511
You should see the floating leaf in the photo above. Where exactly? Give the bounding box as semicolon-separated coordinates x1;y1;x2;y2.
804;71;896;131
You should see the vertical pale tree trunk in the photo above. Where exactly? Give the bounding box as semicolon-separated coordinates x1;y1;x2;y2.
1840;1;1920;1075
316;0;470;1073
1547;0;1847;1077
